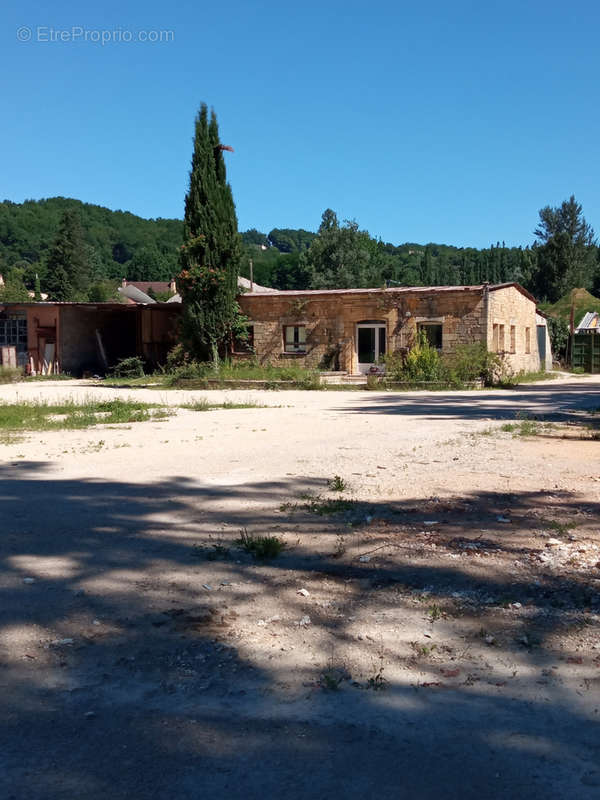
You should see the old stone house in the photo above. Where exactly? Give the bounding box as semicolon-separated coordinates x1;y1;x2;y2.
237;282;551;375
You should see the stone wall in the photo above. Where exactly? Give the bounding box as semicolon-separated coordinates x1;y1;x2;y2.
487;286;543;372
239;288;489;374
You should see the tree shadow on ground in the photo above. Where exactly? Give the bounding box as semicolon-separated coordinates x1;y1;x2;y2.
1;464;599;799
335;380;600;422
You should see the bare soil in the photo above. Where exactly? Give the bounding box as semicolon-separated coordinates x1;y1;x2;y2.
1;376;599;799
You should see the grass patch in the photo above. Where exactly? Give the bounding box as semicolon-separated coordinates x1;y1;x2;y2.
0;398;171;432
306;496;356;516
0;367;23;384
182;398;270;411
166;360;322;389
235;528;285;559
500;420;544;437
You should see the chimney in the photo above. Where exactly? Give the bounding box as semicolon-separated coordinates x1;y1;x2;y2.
169;277;177;294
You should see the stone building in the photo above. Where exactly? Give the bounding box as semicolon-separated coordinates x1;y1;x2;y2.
237;282;550;375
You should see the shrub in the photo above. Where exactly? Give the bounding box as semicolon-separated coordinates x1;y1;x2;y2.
385;331;448;382
444;343;506;385
110;356;145;378
0;366;23;384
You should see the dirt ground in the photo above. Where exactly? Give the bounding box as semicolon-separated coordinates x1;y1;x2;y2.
1;376;599;799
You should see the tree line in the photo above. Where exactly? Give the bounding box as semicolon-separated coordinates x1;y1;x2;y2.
0;191;597;306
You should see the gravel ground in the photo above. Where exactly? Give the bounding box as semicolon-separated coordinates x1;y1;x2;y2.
1;376;599;799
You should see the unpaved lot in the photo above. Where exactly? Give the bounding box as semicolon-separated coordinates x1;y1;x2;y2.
1;377;599;799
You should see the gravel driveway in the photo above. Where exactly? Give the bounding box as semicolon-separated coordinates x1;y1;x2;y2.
1;377;599;799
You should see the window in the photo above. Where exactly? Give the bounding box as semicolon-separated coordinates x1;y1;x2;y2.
233;325;254;354
0;313;27;350
510;325;516;354
284;325;306;353
525;327;531;354
492;323;505;352
417;322;442;350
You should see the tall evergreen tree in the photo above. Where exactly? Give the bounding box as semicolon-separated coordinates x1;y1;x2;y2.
531;195;597;301
44;210;90;301
179;104;242;364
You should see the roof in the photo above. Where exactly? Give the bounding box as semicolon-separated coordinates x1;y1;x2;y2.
237;276;278;293
576;311;600;331
240;282;537;302
0;301;179;310
124;281;173;294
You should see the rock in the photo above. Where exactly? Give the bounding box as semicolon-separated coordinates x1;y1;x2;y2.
51;638;74;646
546;538;561;547
84;711;96;719
484;634;496;645
22;577;35;584
202;584;213;591
297;588;310;597
423;521;439;526
92;620;101;626
297;615;311;627
359;556;371;563
496;516;511;523
511;602;522;609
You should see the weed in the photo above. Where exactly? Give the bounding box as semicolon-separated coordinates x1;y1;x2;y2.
427;604;443;623
328;475;348;493
236;528;285;559
545;519;577;536
306;496;355;516
182;398;270;411
193;539;231;561
332;535;347;558
366;650;388;690
319;654;350;691
0;398;171;432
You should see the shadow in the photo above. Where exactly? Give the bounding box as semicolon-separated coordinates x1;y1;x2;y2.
1;464;599;798
335;380;600;423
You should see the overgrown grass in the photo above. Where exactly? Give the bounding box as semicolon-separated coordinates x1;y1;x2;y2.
280;494;357;516
0;367;23;384
235;529;285;559
500;420;545;437
181;398;270;411
166;360;322;389
0;398;171;432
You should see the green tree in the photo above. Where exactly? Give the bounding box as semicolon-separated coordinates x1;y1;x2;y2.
301;209;384;289
0;266;29;301
531;195;597;302
44;210;90;300
178;104;243;364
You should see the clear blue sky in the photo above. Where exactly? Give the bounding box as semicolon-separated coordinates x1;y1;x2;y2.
2;0;599;248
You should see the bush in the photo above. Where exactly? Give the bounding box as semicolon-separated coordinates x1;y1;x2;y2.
385;332;449;382
547;317;570;362
444;343;506;385
110;356;145;378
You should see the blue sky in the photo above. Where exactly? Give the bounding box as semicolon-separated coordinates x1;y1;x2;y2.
2;0;599;247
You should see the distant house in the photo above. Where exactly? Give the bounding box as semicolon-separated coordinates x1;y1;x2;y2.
237;282;552;375
119;278;178;304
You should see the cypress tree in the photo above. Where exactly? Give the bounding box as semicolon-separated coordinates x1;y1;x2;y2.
45;210;89;301
179;104;242;364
